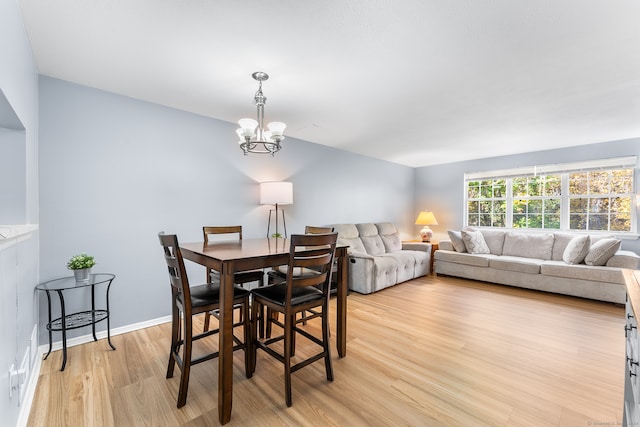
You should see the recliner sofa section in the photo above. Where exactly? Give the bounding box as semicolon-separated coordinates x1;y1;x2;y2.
330;222;431;294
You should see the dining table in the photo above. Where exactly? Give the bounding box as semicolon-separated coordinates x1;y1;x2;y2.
179;237;349;425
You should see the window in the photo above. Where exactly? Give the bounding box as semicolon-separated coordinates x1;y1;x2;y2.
464;157;637;234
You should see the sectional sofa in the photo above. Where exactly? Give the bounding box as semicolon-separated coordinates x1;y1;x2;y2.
330;222;431;294
435;228;640;304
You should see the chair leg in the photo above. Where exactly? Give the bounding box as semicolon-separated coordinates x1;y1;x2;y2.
266;308;273;339
166;306;180;379
176;311;193;408
203;311;211;332
243;295;252;378
322;304;334;382
250;299;260;375
283;311;293;407
289;313;296;357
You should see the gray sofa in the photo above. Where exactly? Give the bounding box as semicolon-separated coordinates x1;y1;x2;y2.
435;228;640;304
330;222;431;294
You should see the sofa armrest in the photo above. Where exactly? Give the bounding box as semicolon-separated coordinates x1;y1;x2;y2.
401;242;432;252
438;240;454;251
349;251;375;261
606;250;640;269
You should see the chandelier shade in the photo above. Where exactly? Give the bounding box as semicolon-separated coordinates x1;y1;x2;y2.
237;72;286;156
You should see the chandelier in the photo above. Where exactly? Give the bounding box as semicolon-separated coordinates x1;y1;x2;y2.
236;71;286;156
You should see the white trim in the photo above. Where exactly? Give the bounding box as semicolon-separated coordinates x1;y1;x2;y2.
465;156;638;180
0;225;38;252
17;315;172;426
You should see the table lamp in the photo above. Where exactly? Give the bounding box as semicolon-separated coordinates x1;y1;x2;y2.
415;211;438;242
260;181;293;238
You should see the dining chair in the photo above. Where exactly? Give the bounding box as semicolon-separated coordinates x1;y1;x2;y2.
158;232;251;408
202;226;264;332
250;232;338;407
266;226;336;332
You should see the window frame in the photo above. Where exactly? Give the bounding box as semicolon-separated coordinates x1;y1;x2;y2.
463;157;638;235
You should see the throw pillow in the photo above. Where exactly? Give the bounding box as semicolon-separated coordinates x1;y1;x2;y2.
461;229;490;254
562;235;590;265
584;238;621;266
447;230;467;253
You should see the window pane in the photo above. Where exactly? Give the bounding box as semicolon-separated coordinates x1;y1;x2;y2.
479;214;491;226
544;175;561;196
612;169;634;193
468;201;479;214
480;181;493;198
513;178;527;197
588;198;609;214
569;172;587;195
611;196;631;215
589;214;608;230
468;181;479;198
570;198;588;213
590;171;609;194
493;201;506;214
544;199;561;214
493;180;506;198
529;199;542;213
480;200;492;213
611;215;631;232
513;214;526;228
528;177;541;197
492;214;506;227
544;214;560;229
513;199;526;214
570;214;587;230
528;214;543;228
468;215;479;226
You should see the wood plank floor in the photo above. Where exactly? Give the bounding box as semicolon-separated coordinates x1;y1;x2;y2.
27;275;625;426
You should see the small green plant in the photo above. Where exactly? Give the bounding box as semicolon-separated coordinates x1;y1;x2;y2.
271;233;284;238
67;253;97;270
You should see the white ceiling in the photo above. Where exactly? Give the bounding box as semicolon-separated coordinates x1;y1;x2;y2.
18;0;640;167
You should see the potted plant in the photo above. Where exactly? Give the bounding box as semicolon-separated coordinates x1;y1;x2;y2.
67;253;96;282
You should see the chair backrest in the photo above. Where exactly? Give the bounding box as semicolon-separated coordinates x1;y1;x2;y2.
158;232;192;309
305;226;334;234
286;233;337;298
203;225;243;244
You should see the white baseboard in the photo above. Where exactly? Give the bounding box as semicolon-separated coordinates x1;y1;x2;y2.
16;315;172;427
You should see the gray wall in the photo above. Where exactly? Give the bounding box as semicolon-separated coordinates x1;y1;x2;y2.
415;138;640;253
0;0;40;424
38;76;415;339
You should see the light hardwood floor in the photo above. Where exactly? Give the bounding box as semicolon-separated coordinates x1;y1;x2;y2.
27;275;625;426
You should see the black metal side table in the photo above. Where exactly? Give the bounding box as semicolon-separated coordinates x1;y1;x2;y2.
36;273;116;371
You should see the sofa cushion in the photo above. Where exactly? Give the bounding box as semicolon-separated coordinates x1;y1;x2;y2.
479;229;506;255
461;230;490;254
356;223;386;255
434;250;493;267
502;232;554;260
562;235;590;265
489;256;543;274
447;230;467;253
585;238;621;266
376;222;402;252
552;233;576;261
332;223;366;254
541;261;625;284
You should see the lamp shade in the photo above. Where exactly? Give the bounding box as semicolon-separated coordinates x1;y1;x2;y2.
415;211;438;225
260;181;293;205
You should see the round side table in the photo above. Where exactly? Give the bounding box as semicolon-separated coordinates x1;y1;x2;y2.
36;273;116;371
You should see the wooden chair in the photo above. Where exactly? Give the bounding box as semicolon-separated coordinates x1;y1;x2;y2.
266;226;336;332
158;232;251;408
202;226;264;332
250;232;338;407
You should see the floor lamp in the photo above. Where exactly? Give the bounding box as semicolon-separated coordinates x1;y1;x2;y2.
260;181;293;238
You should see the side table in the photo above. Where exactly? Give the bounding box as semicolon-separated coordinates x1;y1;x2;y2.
36;273;116;371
